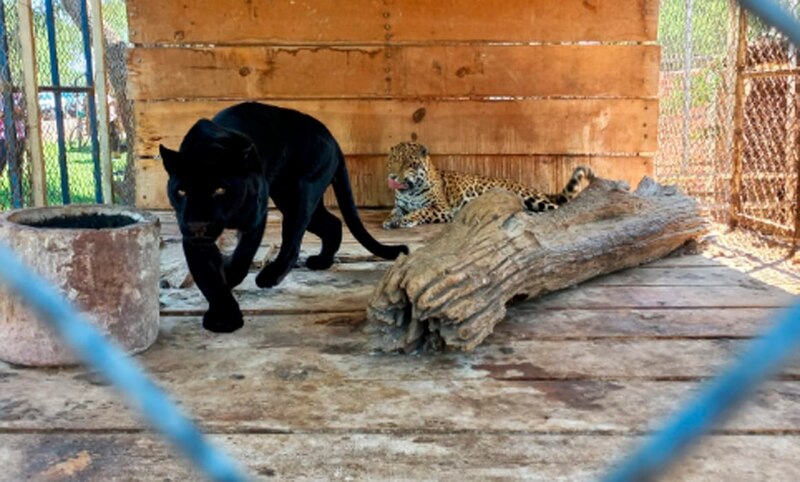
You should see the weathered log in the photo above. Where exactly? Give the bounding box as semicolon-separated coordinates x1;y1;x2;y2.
365;177;709;352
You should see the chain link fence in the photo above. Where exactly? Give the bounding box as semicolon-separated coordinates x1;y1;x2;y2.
738;11;799;241
657;0;800;255
0;1;32;209
0;0;133;210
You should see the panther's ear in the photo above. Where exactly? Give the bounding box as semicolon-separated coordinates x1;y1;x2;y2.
159;144;181;175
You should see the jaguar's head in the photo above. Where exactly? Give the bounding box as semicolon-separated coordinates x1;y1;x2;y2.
159;119;261;243
386;142;434;193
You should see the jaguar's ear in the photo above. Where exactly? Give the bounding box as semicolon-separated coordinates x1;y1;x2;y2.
159;144;181;175
418;145;429;158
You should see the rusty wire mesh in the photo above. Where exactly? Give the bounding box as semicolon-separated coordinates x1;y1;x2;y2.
738;14;800;242
657;0;800;277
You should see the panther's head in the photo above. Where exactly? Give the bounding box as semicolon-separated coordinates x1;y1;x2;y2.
159;119;261;243
386;142;434;193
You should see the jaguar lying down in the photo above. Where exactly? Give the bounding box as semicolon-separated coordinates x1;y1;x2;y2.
383;141;595;229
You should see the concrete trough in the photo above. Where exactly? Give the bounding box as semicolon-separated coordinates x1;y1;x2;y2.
0;205;161;366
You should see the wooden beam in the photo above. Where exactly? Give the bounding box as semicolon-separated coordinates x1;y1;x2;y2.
128;44;660;100
729;7;748;227
3;433;799;481
16;0;46;206
88;0;113;204
128;0;659;45
135;98;658;158
136;154;654;209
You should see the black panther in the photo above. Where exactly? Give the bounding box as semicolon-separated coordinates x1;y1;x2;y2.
159;102;408;332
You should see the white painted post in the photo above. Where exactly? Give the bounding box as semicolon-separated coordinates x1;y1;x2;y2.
16;0;46;206
88;0;113;204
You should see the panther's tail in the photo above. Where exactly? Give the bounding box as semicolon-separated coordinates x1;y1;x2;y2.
548;166;595;205
331;147;409;259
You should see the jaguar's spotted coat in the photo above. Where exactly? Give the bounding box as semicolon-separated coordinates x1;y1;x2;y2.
383;142;595;229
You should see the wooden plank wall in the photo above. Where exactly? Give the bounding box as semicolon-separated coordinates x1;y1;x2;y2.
128;0;660;209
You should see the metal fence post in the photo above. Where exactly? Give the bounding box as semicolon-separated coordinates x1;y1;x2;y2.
43;0;70;205
78;0;103;204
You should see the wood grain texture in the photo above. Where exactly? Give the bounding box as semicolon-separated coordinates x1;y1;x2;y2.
127;0;660;209
135;99;658;158
367;179;710;351
128;0;659;45
129;45;659;100
4;366;800;433
2;207;797;479
4;434;798;481
136;155;654;209
158;271;791;316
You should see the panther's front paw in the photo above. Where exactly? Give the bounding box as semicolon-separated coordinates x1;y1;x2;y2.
255;262;289;288
202;302;244;333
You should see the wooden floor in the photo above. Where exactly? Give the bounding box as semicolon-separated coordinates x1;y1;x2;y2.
2;210;799;481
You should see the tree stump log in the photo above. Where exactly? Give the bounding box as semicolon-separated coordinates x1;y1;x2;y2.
365;177;709;353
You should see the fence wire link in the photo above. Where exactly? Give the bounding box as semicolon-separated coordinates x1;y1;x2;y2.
0;0;32;209
0;0;134;209
657;0;800;252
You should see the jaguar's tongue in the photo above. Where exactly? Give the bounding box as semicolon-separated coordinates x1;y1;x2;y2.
387;178;406;190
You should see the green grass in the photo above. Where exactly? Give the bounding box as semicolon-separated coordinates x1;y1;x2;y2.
0;142;128;209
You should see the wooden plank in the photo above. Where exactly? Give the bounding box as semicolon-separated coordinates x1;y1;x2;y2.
135;98;658;157
530;285;793;310
386;0;660;44
583;266;763;287
142;321;797;381
638;255;723;268
16;0;47;206
156;220;438;260
393;44;659;99
158;264;792;315
89;0;114;204
137;155;654;209
152;308;778;349
128;0;659;45
495;307;779;340
2;434;798;481
129;45;659;100
129;45;390;101
2;370;800;433
136;340;761;382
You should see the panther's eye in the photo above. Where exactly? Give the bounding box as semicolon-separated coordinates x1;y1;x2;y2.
177;189;187;197
213;187;226;197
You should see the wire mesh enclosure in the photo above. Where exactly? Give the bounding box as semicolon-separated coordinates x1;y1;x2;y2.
657;0;800;249
0;0;134;210
0;1;32;209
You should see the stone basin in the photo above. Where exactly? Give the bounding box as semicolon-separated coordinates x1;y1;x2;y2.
0;205;160;366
